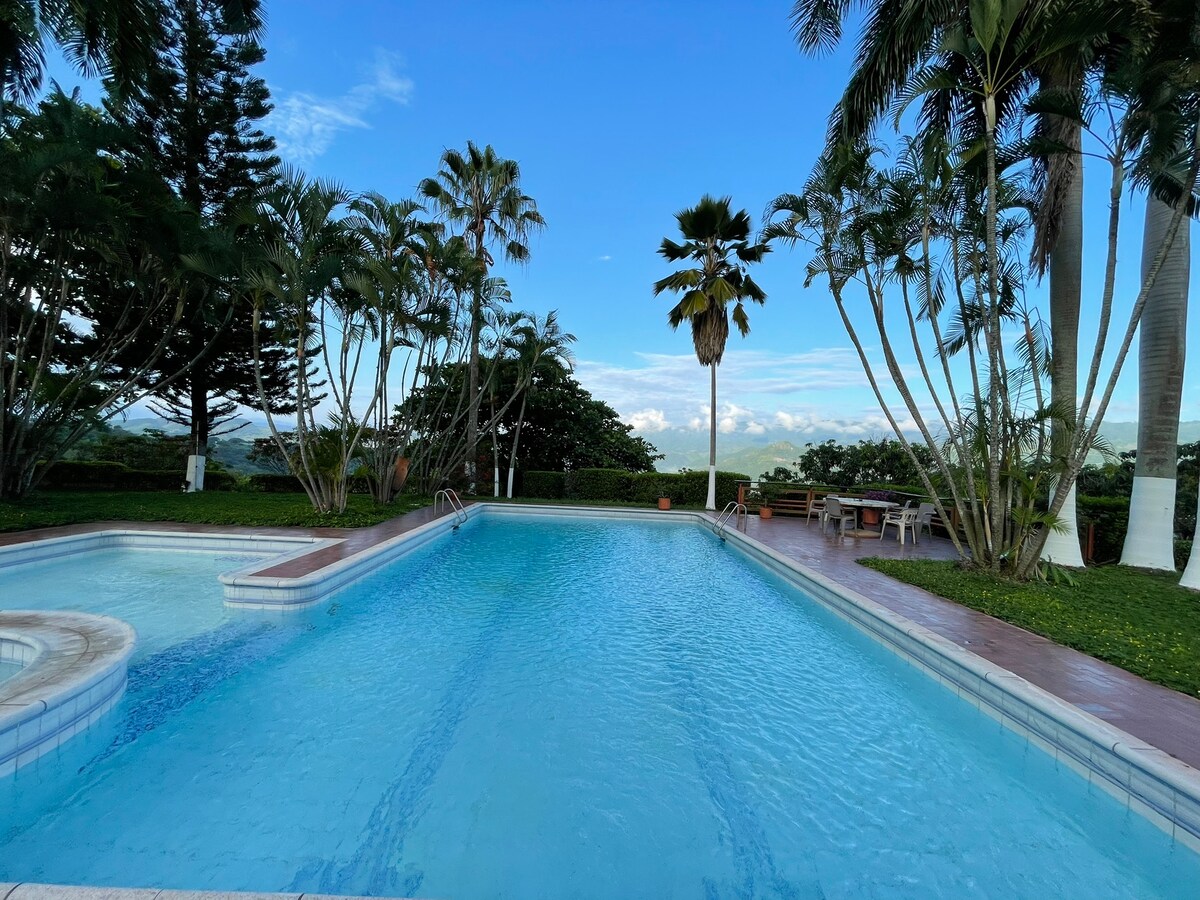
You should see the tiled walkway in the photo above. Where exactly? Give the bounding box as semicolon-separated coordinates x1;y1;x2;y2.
4;502;1199;770
726;511;1200;769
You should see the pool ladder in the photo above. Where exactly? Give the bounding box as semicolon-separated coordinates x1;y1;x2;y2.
434;488;468;528
712;501;747;540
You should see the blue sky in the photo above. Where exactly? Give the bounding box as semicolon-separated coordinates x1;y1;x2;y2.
51;0;1200;448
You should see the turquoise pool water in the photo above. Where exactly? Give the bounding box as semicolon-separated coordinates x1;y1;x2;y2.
0;514;1196;898
0;547;266;659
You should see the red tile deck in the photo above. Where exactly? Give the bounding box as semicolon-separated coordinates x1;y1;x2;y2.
4;502;1199;770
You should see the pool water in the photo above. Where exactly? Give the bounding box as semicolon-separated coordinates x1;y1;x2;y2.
0;548;267;659
0;515;1196;898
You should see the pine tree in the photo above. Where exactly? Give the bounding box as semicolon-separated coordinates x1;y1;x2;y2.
109;0;289;488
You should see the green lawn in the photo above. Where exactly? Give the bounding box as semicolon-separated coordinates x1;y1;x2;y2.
0;491;431;531
860;558;1200;698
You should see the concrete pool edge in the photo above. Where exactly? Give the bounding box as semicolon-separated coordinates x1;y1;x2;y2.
0;612;135;778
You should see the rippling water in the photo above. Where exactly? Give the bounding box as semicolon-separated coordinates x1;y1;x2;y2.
0;515;1196;898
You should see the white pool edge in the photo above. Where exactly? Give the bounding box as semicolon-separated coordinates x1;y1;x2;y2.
0;612;136;779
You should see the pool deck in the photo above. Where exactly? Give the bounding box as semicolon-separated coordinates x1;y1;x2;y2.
3;502;1200;771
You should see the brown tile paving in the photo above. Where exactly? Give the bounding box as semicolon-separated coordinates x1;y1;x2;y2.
4;502;1199;770
720;510;1200;769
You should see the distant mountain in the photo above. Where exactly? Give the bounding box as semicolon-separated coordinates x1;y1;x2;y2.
646;422;1200;474
118;415;275;441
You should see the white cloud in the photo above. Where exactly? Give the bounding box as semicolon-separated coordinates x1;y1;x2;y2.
270;49;414;164
598;255;612;262
627;408;669;432
745;421;766;435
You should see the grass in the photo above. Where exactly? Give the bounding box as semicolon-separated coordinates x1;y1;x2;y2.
0;491;431;532
860;557;1200;698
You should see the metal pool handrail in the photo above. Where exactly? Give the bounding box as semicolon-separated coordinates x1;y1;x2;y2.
434;489;468;527
712;501;747;540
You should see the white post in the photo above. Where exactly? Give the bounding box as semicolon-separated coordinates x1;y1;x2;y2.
185;455;206;492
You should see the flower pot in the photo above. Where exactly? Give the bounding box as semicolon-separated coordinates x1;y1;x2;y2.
657;497;672;511
862;508;881;526
759;506;774;519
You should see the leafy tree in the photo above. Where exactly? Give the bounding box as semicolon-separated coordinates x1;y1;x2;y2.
108;0;287;490
0;91;211;498
653;194;768;510
419;142;545;492
1;0;158;114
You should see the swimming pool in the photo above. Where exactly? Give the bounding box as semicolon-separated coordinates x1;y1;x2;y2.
0;513;1197;898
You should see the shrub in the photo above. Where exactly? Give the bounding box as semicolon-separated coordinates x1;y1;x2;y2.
37;460;180;491
203;471;238;491
248;473;304;493
676;470;749;507
1176;539;1192;571
631;472;686;504
520;471;565;499
1077;495;1129;564
567;468;633;502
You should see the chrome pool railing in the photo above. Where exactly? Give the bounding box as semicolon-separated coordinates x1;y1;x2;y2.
712;501;747;540
434;489;468;527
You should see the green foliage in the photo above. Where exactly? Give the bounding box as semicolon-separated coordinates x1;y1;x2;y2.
35;460;237;492
861;558;1200;697
567;469;634;502
1077;495;1130;564
520;471;565;499
772;439;935;487
0;491;428;532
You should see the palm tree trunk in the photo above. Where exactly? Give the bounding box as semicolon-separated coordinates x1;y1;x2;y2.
1181;482;1200;589
466;291;480;493
507;393;527;499
1122;198;1190;570
706;362;717;510
1040;127;1085;567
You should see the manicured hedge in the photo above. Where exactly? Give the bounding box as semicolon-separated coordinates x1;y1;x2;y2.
567;468;634;502
36;460;233;492
248;473;303;493
521;471;565;499
519;468;750;507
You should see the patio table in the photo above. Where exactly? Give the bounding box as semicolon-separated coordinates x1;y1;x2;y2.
831;497;898;537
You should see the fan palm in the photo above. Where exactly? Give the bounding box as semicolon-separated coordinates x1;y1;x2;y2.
419;142;544;492
653;195;769;510
1;0;161;115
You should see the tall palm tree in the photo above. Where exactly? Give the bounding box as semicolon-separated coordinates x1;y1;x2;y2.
418;142;544;493
653;195;768;510
505;310;575;499
1119;0;1200;571
1;0;160;115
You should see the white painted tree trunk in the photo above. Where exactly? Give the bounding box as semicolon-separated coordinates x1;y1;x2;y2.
1122;476;1178;570
185;455;205;492
1040;480;1084;566
506;467;515;499
706;363;717;511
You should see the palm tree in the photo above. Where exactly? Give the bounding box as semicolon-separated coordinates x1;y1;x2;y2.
419;142;545;493
1;0;161;115
653;195;769;510
1119;0;1200;571
505;310;575;499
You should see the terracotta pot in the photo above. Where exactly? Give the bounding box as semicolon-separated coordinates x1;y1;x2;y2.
657;497;672;511
759;506;774;519
862;508;881;526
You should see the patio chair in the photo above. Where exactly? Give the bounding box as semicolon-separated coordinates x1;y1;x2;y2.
880;506;920;544
823;496;856;539
806;493;827;526
916;502;937;541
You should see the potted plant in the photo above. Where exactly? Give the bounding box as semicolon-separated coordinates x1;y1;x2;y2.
861;489;895;526
757;484;775;519
658;492;672;511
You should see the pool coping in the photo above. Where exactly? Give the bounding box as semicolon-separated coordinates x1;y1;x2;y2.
0;611;136;778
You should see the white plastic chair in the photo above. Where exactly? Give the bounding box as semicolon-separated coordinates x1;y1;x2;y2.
823;496;856;539
916;502;937;542
880;506;920;544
